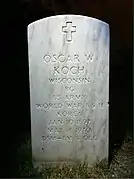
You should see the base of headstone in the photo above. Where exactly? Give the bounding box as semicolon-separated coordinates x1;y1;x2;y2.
33;158;108;172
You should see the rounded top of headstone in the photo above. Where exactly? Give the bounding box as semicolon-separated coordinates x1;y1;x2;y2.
28;14;109;28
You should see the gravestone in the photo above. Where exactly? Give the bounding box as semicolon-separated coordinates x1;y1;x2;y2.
28;15;109;167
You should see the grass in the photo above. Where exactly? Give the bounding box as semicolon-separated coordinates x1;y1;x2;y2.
16;135;133;178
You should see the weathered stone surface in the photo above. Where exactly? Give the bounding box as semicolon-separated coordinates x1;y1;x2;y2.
28;15;109;167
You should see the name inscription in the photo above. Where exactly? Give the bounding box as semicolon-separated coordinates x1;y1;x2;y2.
43;53;94;76
43;54;93;63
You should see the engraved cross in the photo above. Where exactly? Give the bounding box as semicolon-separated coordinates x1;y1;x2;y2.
62;21;76;42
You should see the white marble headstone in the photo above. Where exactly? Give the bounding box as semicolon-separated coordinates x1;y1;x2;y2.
28;15;109;167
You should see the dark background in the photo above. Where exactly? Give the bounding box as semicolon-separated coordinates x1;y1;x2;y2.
1;0;133;177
